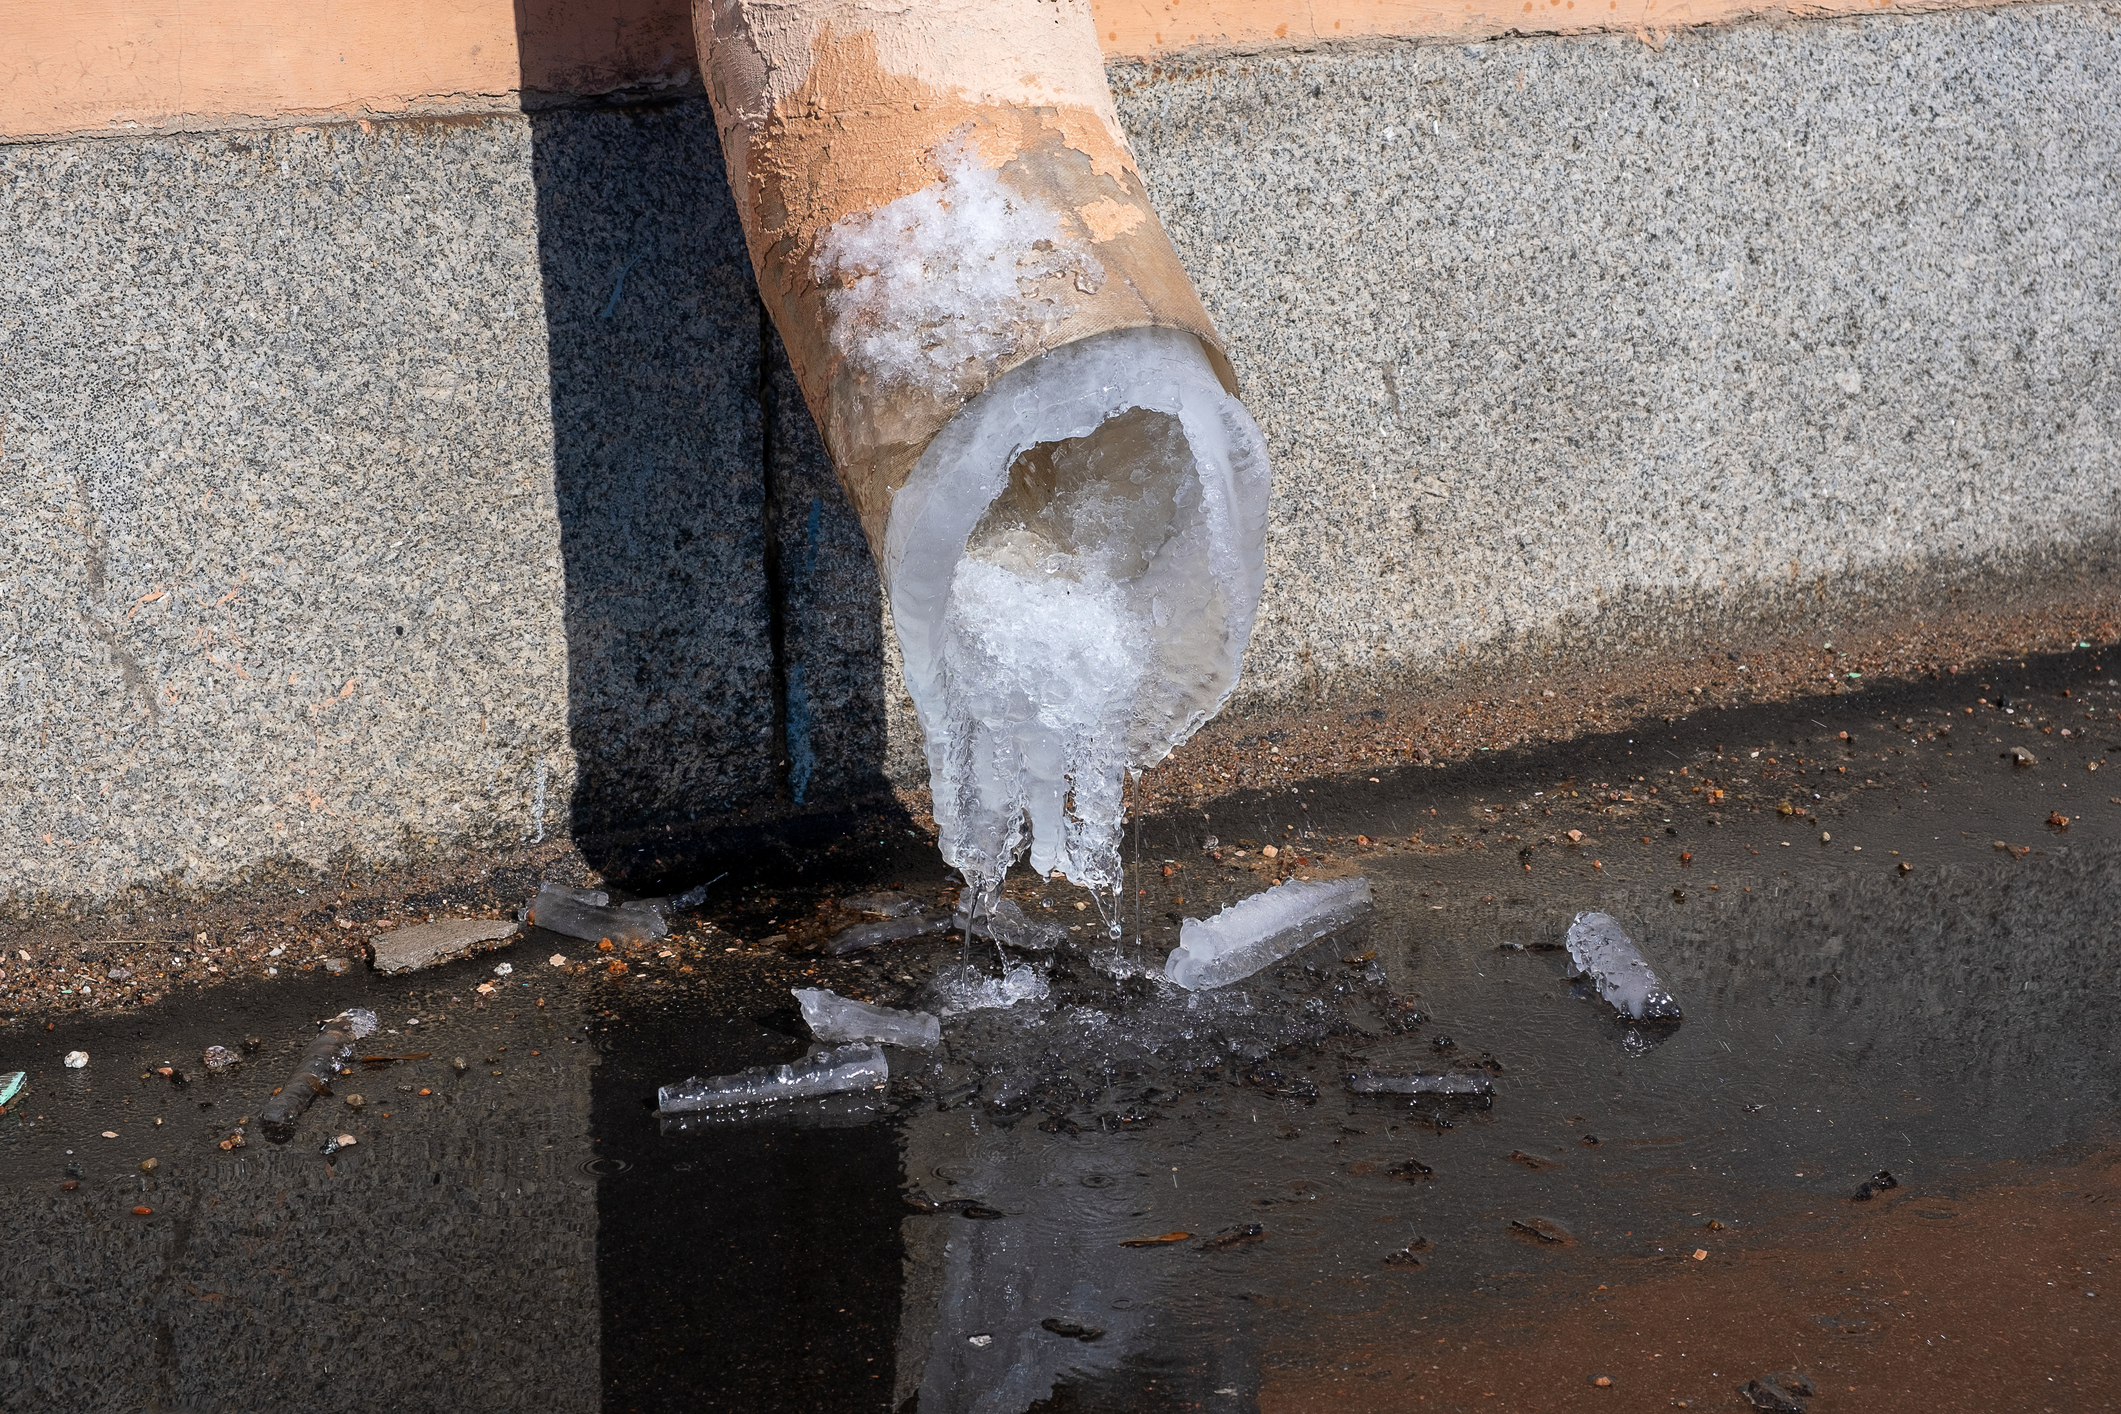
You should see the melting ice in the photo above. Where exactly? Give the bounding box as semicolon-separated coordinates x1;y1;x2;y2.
886;327;1269;926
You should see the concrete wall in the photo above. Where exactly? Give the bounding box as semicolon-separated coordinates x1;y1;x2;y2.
4;3;2116;910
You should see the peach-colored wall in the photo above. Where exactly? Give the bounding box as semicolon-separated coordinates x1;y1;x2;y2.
0;0;1996;141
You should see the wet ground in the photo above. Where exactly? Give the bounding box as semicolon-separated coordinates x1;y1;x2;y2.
3;649;2117;1412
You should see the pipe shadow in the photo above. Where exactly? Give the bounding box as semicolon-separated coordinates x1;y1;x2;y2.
519;68;892;868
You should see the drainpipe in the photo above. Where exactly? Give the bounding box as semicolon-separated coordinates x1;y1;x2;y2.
694;0;1270;914
694;0;1240;553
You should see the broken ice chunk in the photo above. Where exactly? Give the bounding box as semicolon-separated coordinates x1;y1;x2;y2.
840;890;930;918
793;987;942;1050
826;913;947;956
1164;877;1374;991
928;962;1050;1016
953;896;1066;949
528;882;669;943
657;1042;888;1114
1346;1070;1494;1099
1564;912;1682;1022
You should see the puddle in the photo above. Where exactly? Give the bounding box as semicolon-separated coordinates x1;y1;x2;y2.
3;655;2117;1411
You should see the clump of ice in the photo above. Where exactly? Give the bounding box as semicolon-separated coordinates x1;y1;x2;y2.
929;962;1051;1017
793;987;943;1050
887;326;1270;923
658;1043;888;1114
1564;912;1683;1022
814;136;1098;404
1164;877;1375;991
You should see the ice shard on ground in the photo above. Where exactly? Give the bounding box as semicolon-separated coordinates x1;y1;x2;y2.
1164;877;1375;991
1346;1070;1494;1099
1564;912;1683;1022
794;987;942;1050
657;1042;889;1114
528;882;669;944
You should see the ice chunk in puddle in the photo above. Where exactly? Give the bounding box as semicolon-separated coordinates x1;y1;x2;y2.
528;882;669;943
1346;1070;1493;1099
793;987;942;1050
658;1042;889;1114
953;896;1066;950
928;963;1049;1017
1164;877;1374;990
826;913;946;957
1565;911;1682;1022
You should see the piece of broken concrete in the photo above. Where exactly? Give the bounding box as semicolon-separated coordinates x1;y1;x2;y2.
370;919;519;975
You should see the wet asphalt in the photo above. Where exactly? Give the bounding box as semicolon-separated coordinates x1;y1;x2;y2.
2;649;2117;1413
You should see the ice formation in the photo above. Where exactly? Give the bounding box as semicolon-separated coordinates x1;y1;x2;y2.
928;962;1051;1017
1564;912;1683;1022
793;987;942;1050
1164;877;1375;991
815;137;1100;407
658;1042;889;1114
886;326;1270;923
953;896;1067;950
528;882;669;943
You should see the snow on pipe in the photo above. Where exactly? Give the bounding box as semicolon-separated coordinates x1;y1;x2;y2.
695;0;1272;924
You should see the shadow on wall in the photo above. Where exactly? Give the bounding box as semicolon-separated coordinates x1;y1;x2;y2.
520;83;892;863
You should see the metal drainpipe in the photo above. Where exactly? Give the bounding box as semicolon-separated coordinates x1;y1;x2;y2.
691;0;1240;564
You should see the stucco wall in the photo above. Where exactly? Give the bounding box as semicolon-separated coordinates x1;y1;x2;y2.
3;3;2116;909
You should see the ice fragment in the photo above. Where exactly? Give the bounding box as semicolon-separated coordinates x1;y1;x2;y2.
826;913;945;957
528;882;668;943
657;1042;888;1114
953;896;1067;949
793;987;942;1050
1164;877;1374;991
929;962;1050;1017
840;891;930;918
1564;912;1683;1021
1345;1070;1493;1098
63;1051;89;1069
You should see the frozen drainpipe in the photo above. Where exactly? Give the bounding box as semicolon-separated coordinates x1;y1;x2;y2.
695;0;1271;926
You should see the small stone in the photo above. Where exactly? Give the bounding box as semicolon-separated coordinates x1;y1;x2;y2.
132;1206;153;1217
101;1130;118;1139
1591;1374;1612;1387
549;953;569;967
371;918;520;975
202;1045;240;1073
139;1158;158;1173
1566;830;1583;843
597;939;615;952
493;962;513;976
333;1133;356;1147
1261;845;1278;858
61;1180;78;1191
344;1094;365;1109
451;1057;468;1075
63;1051;89;1069
322;957;351;975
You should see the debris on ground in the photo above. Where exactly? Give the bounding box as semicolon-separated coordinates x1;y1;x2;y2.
63;1051;88;1068
793;987;941;1049
1346;1070;1493;1099
1039;1317;1105;1341
1508;1216;1574;1245
0;1071;23;1107
1164;877;1374;990
1196;1223;1266;1252
1118;1231;1192;1247
657;1042;888;1114
202;1045;240;1073
370;918;520;974
1564;912;1683;1022
259;1009;378;1143
1739;1370;1817;1411
1851;1168;1901;1201
526;883;669;944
